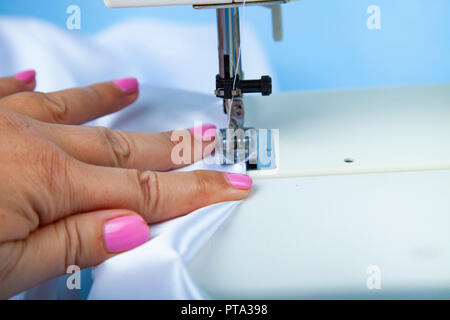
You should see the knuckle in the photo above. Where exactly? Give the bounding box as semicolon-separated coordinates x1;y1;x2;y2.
192;170;209;200
59;218;83;270
165;132;181;152
85;86;103;102
41;93;69;124
164;132;184;167
32;148;73;222
36;149;69;190
96;127;133;168
0;108;32;130
0;241;25;288
136;170;162;221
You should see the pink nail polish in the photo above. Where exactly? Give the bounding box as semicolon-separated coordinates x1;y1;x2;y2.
189;123;217;141
225;173;253;190
104;215;150;253
14;69;36;84
113;77;139;94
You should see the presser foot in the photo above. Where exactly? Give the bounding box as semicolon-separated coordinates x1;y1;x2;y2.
217;127;277;171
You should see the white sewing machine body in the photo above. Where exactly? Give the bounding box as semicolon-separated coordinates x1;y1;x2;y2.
188;84;450;299
103;0;450;299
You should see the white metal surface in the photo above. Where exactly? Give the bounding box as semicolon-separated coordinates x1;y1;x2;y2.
187;84;450;299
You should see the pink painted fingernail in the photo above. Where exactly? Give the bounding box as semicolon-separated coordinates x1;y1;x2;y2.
189;123;217;141
225;173;253;190
113;77;139;94
104;215;150;253
14;69;36;84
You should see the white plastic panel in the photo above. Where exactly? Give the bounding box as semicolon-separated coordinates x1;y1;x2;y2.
187;84;450;299
188;170;450;299
245;84;450;179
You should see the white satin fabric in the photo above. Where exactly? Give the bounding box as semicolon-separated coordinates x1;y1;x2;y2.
88;86;246;299
90;190;243;299
0;17;268;299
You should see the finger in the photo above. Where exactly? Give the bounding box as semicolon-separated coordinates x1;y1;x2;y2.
0;70;36;98
74;167;252;224
0;209;149;299
0;78;138;124
53;162;252;225
39;123;218;171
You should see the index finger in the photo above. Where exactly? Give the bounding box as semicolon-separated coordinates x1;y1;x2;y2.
0;78;139;125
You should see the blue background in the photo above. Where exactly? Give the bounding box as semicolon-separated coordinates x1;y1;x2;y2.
0;0;449;91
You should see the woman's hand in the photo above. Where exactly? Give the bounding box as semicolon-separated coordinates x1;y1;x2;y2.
0;70;252;299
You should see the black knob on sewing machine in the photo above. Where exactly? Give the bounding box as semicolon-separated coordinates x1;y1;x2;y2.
215;74;272;99
238;75;272;96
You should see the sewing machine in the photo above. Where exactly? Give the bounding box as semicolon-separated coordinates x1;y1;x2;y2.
105;0;295;168
104;0;450;299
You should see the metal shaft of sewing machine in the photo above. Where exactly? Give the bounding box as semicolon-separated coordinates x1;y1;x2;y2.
216;7;244;130
215;6;272;130
216;7;272;166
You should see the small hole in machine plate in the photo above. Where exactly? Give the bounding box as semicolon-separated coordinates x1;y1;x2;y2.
344;158;354;163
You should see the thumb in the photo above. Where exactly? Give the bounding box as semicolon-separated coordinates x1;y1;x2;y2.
0;210;149;299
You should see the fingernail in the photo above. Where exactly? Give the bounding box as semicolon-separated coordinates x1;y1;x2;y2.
225;173;253;190
104;215;150;253
14;69;36;84
113;77;139;94
189;123;217;141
